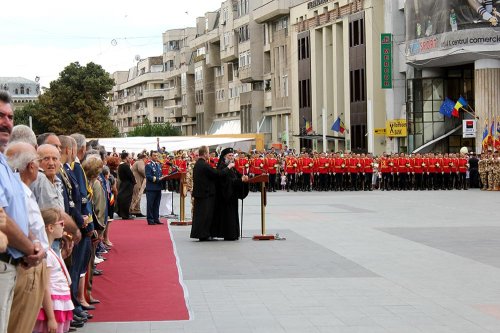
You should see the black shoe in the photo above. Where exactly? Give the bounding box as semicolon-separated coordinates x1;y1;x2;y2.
134;213;145;217
199;237;210;241
73;315;87;322
154;220;164;225
70;321;84;328
89;299;100;304
82;304;96;310
147;221;156;225
121;215;135;220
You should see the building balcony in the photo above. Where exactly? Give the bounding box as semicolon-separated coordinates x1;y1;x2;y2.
253;0;290;24
165;104;182;118
264;91;272;108
140;89;165;99
220;34;238;62
238;66;263;83
240;90;264;106
164;86;181;100
206;43;221;67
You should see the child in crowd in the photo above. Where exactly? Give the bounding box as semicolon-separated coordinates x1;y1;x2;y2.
280;172;287;191
33;208;74;333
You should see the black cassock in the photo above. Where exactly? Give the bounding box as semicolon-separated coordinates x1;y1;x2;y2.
117;162;136;218
190;158;229;240
211;166;249;240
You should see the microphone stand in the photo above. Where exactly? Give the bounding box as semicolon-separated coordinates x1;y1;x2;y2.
165;164;179;219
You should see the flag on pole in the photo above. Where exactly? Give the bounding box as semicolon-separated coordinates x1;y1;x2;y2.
331;117;345;134
451;96;468;118
303;116;313;134
482;119;489;149
439;98;455;118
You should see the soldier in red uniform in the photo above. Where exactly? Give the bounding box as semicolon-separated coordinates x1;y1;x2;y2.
299;152;313;191
235;153;250;175
427;153;437;190
449;153;459;189
380;153;392;191
413;153;424;190
208;151;219;169
265;153;279;192
317;152;329;191
285;154;298;192
332;153;344;191
250;153;265;192
442;153;451;190
363;153;374;191
458;153;469;190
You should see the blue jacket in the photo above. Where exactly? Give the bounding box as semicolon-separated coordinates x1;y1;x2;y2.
145;161;164;191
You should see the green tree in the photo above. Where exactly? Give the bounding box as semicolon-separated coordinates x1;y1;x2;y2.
14;103;48;135
127;119;181;137
21;62;119;137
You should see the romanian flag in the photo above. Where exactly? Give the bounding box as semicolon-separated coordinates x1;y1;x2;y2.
451;96;468;118
303;116;313;134
482;119;489;149
331;117;345;134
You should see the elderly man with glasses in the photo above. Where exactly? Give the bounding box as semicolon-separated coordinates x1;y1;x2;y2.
5;141;49;333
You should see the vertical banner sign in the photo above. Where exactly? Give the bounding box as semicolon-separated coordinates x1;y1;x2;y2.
381;33;392;89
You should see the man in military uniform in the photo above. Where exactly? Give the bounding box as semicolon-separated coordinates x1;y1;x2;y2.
285;153;298;192
478;154;487;189
487;152;495;191
145;151;165;225
265;153;278;192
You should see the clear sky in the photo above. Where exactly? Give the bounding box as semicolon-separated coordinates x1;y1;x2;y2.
1;0;223;87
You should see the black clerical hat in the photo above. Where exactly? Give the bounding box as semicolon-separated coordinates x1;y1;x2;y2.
219;147;234;159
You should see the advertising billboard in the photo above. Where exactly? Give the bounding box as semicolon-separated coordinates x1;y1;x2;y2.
405;0;500;56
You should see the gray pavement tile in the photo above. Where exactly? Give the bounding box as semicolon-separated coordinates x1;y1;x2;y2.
172;228;377;280
378;226;500;269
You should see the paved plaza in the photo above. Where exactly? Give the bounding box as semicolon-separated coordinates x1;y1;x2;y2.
82;189;500;332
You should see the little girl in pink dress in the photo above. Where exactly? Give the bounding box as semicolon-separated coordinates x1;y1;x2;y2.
33;208;74;333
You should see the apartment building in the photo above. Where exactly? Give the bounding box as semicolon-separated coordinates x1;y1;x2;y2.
163;28;198;136
109;56;166;135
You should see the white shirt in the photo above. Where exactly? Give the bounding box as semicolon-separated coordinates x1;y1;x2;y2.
22;183;50;251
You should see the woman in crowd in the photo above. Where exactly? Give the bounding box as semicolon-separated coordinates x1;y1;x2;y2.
81;155;106;310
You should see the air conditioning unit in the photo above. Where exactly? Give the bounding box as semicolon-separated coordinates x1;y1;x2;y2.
221;20;226;25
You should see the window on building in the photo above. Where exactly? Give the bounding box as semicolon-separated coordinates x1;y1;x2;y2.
239;50;251;68
153;99;164;107
349;18;365;47
238;25;250;43
298;79;311;108
165;60;175;71
282;75;288;97
195;90;204;105
20;86;25;94
195;66;203;81
350;69;365;102
215;65;225;77
298;36;310;60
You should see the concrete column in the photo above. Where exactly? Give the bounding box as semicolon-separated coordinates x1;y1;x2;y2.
474;59;500;153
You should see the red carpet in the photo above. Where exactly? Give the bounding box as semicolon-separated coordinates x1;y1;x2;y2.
91;219;190;322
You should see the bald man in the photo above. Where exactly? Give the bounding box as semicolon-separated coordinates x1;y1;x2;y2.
30;144;64;210
5;142;48;333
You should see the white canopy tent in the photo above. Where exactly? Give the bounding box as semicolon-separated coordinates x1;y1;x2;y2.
96;136;253;154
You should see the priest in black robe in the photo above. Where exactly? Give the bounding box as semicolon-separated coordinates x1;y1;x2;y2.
212;148;249;240
190;146;233;241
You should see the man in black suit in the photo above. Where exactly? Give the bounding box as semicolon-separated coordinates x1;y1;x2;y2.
117;152;136;219
190;146;233;241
